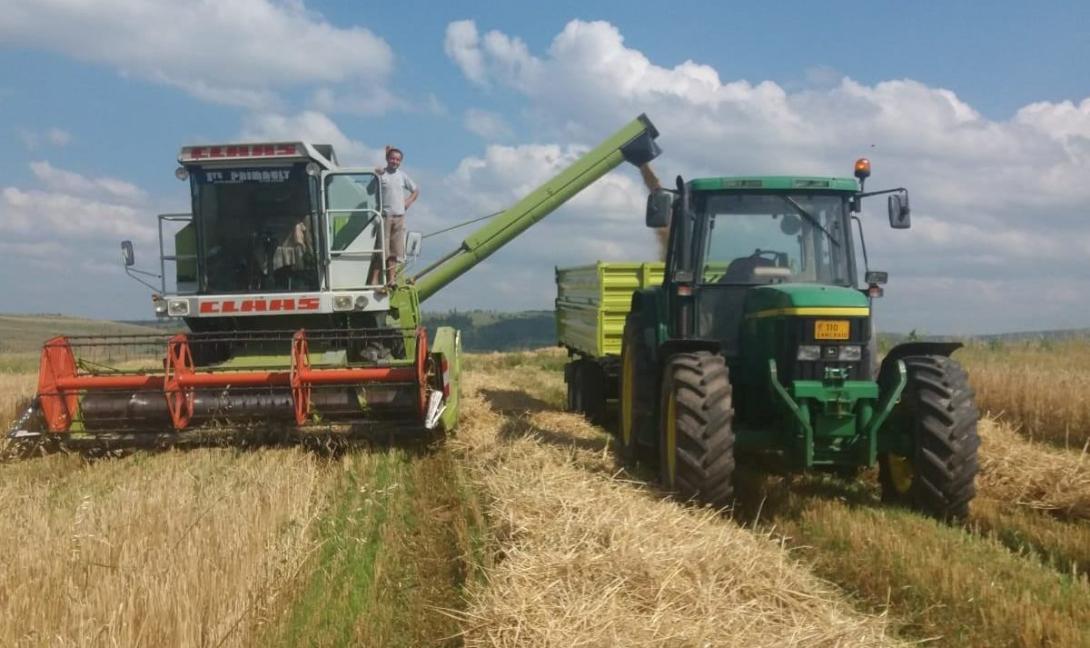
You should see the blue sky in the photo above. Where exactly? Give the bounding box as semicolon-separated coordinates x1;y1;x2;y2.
2;1;1089;334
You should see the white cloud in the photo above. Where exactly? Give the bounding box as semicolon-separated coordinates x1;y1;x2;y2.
463;108;513;140
239;111;384;166
17;126;73;150
444;20;488;85
436;19;1090;332
1;186;156;243
0;0;394;108
46;127;72;146
0;159;159;292
29;161;145;202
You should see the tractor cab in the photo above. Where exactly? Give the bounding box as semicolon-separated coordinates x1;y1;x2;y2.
646;167;909;380
674;180;860;361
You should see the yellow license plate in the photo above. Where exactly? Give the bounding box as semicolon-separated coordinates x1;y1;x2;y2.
814;320;850;340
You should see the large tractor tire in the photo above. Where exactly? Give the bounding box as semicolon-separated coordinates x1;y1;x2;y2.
658;352;735;508
618;316;655;465
879;355;980;521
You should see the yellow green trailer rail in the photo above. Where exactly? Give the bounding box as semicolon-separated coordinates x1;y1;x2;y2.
555;261;664;422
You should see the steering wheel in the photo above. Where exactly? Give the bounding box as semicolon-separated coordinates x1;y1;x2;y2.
750;248;789;267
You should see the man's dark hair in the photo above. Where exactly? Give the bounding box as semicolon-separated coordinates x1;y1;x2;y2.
386;146;403;159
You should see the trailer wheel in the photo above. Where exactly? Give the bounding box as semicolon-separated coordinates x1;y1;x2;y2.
565;361;583;413
618;317;654;465
659;352;734;508
879;355;980;521
578;359;606;425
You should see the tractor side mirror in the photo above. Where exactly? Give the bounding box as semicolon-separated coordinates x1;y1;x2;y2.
405;231;423;259
121;240;135;267
888;192;911;229
645;188;673;228
865;270;888;285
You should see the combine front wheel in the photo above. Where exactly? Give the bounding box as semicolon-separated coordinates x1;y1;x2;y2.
658;352;734;509
879;355;980;521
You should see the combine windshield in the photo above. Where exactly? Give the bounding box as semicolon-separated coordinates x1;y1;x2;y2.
192;164;320;293
698;192;852;286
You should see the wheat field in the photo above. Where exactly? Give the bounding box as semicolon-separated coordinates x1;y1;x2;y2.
2;337;1090;646
958;338;1090;448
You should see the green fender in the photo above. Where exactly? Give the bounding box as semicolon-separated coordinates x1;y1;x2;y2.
431;326;462;432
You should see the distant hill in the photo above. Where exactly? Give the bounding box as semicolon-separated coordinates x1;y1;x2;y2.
423;310;556;352
0;314;168;353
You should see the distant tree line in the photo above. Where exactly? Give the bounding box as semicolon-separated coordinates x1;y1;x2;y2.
422;310;556;351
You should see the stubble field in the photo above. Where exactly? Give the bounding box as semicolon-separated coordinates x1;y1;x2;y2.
1;317;1088;647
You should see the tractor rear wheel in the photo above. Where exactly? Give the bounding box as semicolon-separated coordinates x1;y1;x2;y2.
658;352;735;508
879;355;980;521
618;317;655;465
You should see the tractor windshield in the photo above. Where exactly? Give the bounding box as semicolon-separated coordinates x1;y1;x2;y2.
698;192;852;286
191;164;321;294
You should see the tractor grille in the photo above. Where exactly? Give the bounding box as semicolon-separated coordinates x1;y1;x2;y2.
778;317;871;383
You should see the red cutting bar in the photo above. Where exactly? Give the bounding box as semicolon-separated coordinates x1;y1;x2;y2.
175;371;291;388
300;366;417;384
55;375;165;391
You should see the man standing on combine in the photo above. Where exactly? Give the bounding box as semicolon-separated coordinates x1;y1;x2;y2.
373;146;419;288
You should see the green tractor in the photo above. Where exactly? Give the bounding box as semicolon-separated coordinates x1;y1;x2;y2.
619;160;980;520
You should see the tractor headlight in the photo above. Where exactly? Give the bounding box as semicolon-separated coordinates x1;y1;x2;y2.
167;299;190;316
333;295;353;311
354;295;369;310
837;345;863;361
797;345;821;361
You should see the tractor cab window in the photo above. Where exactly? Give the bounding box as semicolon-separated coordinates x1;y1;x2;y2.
699;192;851;287
192;164;320;294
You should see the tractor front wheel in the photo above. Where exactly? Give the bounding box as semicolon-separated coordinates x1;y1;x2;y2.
879;355;980;521
658;352;735;508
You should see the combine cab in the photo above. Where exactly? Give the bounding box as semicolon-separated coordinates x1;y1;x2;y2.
13;116;661;446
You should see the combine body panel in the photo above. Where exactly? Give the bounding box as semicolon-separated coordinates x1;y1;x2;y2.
17;116;660;444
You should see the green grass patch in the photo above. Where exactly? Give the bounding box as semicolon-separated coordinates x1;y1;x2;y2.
268;447;486;647
971;498;1090;578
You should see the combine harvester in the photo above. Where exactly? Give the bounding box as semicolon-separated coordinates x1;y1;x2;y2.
556;160;981;520
11;116;660;447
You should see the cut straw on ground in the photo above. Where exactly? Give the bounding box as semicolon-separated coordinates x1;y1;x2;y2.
451;367;899;647
977;418;1090;520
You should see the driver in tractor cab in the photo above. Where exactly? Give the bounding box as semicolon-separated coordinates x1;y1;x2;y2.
720;213;802;284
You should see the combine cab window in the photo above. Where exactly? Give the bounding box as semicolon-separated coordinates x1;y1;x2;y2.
699;193;851;287
326;174;380;252
192;164;320;293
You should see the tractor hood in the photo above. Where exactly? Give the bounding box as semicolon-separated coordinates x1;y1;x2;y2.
744;284;869;319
